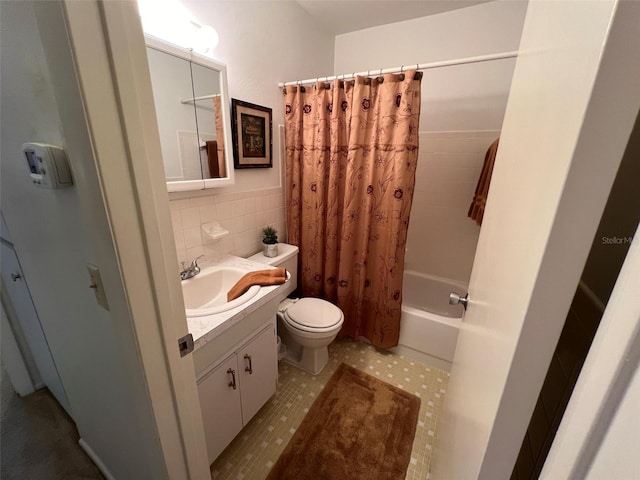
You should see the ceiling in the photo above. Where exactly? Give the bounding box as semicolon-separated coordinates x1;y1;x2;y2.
295;0;493;35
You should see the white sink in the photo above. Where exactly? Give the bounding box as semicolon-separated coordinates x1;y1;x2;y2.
182;265;260;317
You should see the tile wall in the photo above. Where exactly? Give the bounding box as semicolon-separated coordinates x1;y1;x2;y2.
169;187;286;266
405;131;500;284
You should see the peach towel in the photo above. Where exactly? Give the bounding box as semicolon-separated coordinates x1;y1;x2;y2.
227;267;287;302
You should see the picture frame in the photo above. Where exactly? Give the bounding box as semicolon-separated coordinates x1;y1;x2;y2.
231;99;273;169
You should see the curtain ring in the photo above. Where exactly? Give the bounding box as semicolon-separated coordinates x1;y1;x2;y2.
416;64;419;70
400;65;404;73
379;67;383;75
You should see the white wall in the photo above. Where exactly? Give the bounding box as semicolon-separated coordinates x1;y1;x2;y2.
333;0;527;283
166;1;334;264
334;0;528;132
1;2;168;477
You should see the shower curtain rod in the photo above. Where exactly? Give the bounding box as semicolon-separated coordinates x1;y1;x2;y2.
278;50;519;87
180;93;221;104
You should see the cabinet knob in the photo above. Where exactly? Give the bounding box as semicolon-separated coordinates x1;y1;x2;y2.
244;354;253;374
227;368;237;389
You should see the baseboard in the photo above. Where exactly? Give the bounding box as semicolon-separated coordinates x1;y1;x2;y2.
79;438;116;480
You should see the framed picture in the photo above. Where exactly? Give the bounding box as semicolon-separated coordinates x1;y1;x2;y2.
231;99;273;169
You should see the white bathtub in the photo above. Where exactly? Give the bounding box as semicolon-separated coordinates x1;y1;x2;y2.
391;270;466;370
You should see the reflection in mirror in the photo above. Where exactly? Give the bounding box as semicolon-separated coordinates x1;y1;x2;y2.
145;35;234;191
146;48;200;181
191;63;226;179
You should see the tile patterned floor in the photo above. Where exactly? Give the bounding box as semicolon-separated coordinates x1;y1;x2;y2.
210;339;449;480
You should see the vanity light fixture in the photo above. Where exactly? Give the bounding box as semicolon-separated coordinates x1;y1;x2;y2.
137;0;219;56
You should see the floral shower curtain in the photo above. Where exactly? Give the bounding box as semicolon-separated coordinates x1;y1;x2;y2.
284;71;421;349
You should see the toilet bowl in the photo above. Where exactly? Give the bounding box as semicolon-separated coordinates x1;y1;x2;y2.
277;297;343;374
247;243;345;374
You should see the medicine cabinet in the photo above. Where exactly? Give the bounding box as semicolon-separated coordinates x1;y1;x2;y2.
145;35;234;191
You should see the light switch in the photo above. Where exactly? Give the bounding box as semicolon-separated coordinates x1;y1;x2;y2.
87;263;109;311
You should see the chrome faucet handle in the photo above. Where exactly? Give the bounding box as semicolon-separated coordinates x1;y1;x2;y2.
190;255;205;268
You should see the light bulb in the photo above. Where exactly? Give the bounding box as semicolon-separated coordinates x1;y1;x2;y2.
192;25;219;55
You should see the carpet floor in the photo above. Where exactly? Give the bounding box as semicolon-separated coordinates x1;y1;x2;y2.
0;369;103;480
267;363;421;479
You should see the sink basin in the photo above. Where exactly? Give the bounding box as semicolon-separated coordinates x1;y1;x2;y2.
182;265;260;317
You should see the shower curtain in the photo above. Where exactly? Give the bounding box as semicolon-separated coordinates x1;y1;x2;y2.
284;72;421;349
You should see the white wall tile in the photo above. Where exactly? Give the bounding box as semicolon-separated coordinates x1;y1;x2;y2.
170;198;190;211
244;197;256;214
186;245;205;261
169;187;285;262
173;229;186;252
183;226;202;249
189;195;216;207
405;131;498;284
216;201;234;220
199;204;218;223
170;209;182;232
180;207;201;229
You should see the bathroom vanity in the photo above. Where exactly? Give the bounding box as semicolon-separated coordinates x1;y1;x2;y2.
186;255;286;463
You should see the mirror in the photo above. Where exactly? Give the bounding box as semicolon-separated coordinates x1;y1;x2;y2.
145;35;234;191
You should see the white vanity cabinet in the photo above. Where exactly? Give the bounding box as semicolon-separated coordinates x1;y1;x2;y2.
197;322;278;463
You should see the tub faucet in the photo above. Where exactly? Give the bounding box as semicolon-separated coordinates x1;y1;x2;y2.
180;255;204;280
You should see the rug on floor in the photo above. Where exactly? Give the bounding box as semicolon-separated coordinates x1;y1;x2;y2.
266;362;421;479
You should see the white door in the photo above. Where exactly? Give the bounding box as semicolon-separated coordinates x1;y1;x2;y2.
432;1;640;479
1;241;69;411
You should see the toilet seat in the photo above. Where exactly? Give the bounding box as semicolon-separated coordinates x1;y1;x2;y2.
283;298;343;333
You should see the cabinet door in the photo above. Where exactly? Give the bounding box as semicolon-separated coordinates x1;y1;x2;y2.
238;325;278;424
197;355;242;463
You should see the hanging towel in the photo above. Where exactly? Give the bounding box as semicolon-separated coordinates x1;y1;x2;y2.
213;96;226;177
227;267;287;302
468;137;500;226
206;140;220;178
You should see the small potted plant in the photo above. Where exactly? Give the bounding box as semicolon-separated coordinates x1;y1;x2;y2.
262;226;278;258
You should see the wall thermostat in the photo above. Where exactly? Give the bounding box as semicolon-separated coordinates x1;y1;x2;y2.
22;143;73;189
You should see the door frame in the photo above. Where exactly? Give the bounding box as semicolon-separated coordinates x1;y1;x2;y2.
541;220;640;478
52;1;210;477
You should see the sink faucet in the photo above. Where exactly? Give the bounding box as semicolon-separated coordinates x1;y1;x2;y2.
180;255;204;280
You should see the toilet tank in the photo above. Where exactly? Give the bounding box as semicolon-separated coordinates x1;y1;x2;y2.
247;243;298;297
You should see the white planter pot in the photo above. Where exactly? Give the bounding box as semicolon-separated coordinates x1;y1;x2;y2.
263;242;278;258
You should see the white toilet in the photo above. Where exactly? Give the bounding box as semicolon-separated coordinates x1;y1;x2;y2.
248;243;344;375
